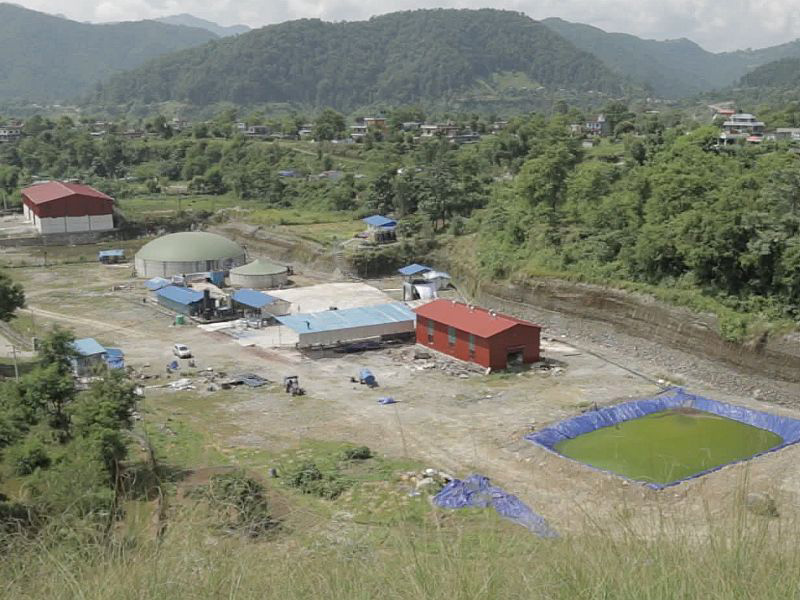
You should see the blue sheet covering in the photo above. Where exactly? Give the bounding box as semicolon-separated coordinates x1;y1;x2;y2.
527;388;800;489
434;475;558;538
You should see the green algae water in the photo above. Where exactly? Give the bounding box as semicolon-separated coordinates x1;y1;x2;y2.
555;409;783;484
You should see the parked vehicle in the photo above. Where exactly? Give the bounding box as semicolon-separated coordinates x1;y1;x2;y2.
173;343;192;358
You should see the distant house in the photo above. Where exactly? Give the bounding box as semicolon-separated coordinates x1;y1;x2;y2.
774;128;800;141
364;117;387;131
245;125;270;138
585;114;610;137
350;124;368;142
719;112;765;145
420;123;459;138
122;129;144;139
0;124;22;143
362;215;397;244
298;128;314;139
492;121;509;132
451;131;480;145
318;170;344;181
71;338;124;377
401;122;422;131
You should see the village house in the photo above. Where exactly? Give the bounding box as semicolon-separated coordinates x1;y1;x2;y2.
0;124;22;143
584;114;610;137
719;112;766;145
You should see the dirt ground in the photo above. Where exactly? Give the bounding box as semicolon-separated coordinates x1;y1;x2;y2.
7;255;800;536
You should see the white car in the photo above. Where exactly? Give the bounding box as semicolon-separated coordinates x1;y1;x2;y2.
172;343;192;358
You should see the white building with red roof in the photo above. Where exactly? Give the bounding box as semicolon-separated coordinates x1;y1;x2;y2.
21;181;114;234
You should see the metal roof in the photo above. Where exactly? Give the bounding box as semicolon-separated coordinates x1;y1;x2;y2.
277;303;415;334
98;249;124;258
414;299;540;339
21;181;113;204
362;215;397;228
230;258;287;276
398;263;432;276
157;285;204;305
231;288;281;309
136;232;245;262
72;337;106;356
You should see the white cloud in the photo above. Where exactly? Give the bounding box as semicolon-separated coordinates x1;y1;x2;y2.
14;0;800;51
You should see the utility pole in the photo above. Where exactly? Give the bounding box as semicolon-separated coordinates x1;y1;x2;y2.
11;345;19;381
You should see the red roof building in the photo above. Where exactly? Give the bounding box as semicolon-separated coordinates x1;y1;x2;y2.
21;182;114;235
413;299;541;370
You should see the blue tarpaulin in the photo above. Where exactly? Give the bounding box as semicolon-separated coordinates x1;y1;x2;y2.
98;249;124;259
527;388;800;489
378;397;396;405
359;368;377;387
434;475;558;538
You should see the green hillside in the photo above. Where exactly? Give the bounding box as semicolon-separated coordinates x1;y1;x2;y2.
91;9;627;111
543;17;800;98
0;3;218;102
739;57;800;88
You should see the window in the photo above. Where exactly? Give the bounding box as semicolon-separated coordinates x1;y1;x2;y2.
426;318;434;343
448;326;456;347
469;334;475;359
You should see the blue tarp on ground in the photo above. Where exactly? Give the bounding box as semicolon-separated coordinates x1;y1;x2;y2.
434;475;558;538
98;249;124;259
526;387;800;489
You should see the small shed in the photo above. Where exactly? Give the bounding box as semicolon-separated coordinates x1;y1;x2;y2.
362;215;397;244
71;337;107;377
231;288;291;318
363;215;397;230
156;285;207;316
414;299;541;370
98;249;125;264
229;258;290;289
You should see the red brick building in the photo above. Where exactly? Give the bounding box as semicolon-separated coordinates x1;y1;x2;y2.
414;299;541;370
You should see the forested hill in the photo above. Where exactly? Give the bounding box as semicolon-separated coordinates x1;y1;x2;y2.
90;9;627;111
542;17;800;98
154;14;250;37
0;3;218;102
739;57;800;88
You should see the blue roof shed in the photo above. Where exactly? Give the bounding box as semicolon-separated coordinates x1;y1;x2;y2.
398;263;432;276
145;277;171;291
156;285;205;315
231;288;281;309
362;215;397;228
72;337;106;357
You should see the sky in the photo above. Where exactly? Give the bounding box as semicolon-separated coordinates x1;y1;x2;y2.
12;0;800;52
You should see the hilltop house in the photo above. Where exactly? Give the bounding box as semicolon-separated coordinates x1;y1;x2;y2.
719;112;765;145
0;124;22;143
585;114;610;137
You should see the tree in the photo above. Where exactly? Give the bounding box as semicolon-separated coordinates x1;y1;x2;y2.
313;109;346;141
0;272;24;322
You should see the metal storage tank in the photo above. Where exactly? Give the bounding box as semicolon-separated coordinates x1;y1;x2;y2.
229;258;289;288
135;232;247;278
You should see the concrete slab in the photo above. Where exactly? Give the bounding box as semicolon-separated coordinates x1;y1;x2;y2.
265;282;397;314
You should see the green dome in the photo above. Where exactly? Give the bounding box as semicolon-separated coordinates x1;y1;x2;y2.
136;232;245;262
230;258;287;276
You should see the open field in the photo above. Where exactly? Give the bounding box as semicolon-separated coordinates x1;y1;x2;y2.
3;250;800;541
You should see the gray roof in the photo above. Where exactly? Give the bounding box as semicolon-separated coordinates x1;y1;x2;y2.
136;232;245;262
277;303;415;334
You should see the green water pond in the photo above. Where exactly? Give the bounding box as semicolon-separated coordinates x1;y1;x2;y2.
554;409;783;484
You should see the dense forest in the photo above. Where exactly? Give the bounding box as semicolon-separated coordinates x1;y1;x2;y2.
90;9;627;112
739;57;800;89
0;3;217;102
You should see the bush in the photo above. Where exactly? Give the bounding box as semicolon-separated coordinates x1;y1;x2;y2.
287;461;347;499
6;435;50;476
342;446;372;460
199;471;274;537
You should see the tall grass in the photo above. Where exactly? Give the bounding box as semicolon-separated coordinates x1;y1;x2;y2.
2;497;798;600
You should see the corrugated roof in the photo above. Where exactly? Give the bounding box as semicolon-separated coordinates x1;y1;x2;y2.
414;299;540;338
362;215;397;228
231;288;281;309
136;232;245;262
157;285;204;305
277;303;415;334
72;337;106;356
398;263;432;276
230;258;287;276
22;181;113;204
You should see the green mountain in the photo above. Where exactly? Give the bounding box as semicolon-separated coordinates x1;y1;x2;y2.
738;57;800;88
91;9;628;111
155;14;250;37
0;3;218;102
542;17;800;98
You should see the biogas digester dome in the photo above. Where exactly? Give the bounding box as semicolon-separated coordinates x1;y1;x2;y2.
135;232;247;278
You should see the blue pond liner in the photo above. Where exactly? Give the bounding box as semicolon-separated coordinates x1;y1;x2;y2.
434;474;558;538
526;388;800;489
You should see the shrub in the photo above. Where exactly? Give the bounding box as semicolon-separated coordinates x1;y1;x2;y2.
199;471;274;537
287;461;347;499
6;435;50;476
342;446;372;460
